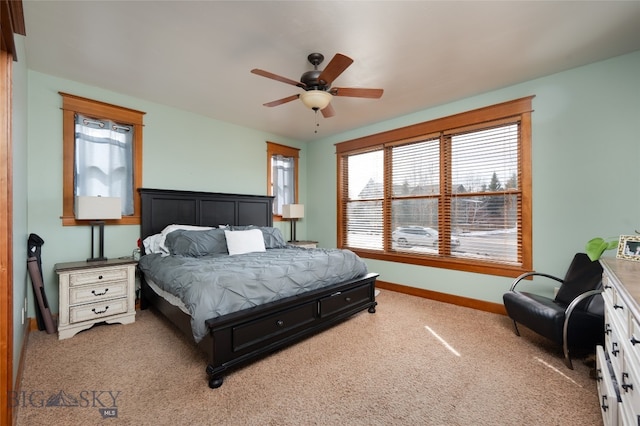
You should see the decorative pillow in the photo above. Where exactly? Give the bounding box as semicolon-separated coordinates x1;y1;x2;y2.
261;227;287;248
143;224;214;255
142;233;163;254
166;228;228;257
224;229;266;256
231;225;287;249
231;225;254;231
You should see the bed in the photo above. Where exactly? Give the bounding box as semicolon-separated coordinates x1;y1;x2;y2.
138;188;378;388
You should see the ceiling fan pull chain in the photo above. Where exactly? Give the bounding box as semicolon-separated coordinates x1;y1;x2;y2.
314;108;320;133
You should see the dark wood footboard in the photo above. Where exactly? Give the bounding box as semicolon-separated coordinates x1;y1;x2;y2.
203;272;378;388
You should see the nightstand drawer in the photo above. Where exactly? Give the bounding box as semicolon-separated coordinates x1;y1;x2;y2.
69;280;128;305
69;298;128;324
69;267;129;286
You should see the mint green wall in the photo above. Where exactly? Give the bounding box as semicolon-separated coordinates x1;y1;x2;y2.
12;36;29;384
26;71;306;315
308;50;640;303
24;50;640;318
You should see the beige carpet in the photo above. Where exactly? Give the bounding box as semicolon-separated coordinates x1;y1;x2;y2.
15;290;602;425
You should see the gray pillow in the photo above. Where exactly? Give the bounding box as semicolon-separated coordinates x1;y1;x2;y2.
231;225;287;249
165;228;228;257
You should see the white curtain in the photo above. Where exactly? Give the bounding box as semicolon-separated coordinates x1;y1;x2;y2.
272;154;295;215
74;114;134;215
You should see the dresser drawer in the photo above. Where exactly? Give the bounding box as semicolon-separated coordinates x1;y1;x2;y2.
319;284;372;318
606;308;625;380
69;280;128;305
69;267;130;286
69;298;128;324
628;317;640;357
609;284;630;336
596;345;620;426
619;405;640;426
621;352;640;421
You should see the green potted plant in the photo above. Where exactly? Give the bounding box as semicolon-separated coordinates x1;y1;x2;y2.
585;237;618;261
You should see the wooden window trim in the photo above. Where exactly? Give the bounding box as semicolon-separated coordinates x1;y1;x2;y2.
60;92;145;226
266;141;299;222
336;96;534;278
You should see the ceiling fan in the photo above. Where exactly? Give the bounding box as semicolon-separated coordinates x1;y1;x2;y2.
251;53;383;118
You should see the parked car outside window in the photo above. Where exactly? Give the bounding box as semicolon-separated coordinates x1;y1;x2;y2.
392;226;460;248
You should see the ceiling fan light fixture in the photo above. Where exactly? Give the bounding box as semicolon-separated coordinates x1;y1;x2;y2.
300;90;332;110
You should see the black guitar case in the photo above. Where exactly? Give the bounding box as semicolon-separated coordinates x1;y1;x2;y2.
27;233;56;334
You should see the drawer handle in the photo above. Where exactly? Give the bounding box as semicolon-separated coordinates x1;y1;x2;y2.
98;275;103;280
605;324;612;335
596;368;603;382
345;297;352;303
92;306;109;315
622;373;634;392
276;320;284;327
601;395;609;412
91;289;109;297
631;336;640;346
604;284;612;290
612;342;620;357
614;304;624;311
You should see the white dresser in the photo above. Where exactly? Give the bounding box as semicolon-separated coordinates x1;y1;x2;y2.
597;257;640;425
55;258;137;340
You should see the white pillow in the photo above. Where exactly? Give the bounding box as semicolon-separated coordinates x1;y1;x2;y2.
143;233;163;254
224;229;266;256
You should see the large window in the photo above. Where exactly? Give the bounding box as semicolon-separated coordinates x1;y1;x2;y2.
61;93;145;226
267;141;299;219
336;97;533;277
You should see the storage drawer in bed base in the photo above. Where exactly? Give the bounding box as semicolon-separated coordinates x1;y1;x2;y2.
232;301;318;352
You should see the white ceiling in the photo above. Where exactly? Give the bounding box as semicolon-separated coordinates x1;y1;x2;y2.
21;1;640;142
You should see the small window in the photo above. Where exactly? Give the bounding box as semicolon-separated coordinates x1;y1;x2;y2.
266;142;299;218
61;93;145;225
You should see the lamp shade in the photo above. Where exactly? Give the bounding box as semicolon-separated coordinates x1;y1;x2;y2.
282;204;304;219
299;90;332;110
75;196;122;220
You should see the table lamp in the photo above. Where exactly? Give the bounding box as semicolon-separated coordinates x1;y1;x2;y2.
75;196;122;262
282;204;304;242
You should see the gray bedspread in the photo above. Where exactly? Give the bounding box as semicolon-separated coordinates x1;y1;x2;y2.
138;247;368;342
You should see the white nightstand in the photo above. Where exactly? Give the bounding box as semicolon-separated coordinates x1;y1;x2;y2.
55;258;137;340
288;240;318;249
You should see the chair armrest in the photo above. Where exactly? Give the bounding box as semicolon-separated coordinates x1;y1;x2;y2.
509;271;564;292
561;288;604;369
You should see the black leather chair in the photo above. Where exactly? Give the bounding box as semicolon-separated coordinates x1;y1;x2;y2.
502;253;604;369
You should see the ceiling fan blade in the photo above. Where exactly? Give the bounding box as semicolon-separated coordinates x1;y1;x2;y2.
331;87;384;99
251;69;306;88
263;94;300;107
317;53;353;85
321;103;335;118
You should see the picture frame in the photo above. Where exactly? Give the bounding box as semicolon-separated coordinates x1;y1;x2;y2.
616;235;640;262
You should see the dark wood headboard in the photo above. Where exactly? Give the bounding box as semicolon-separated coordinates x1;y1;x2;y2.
138;188;274;243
